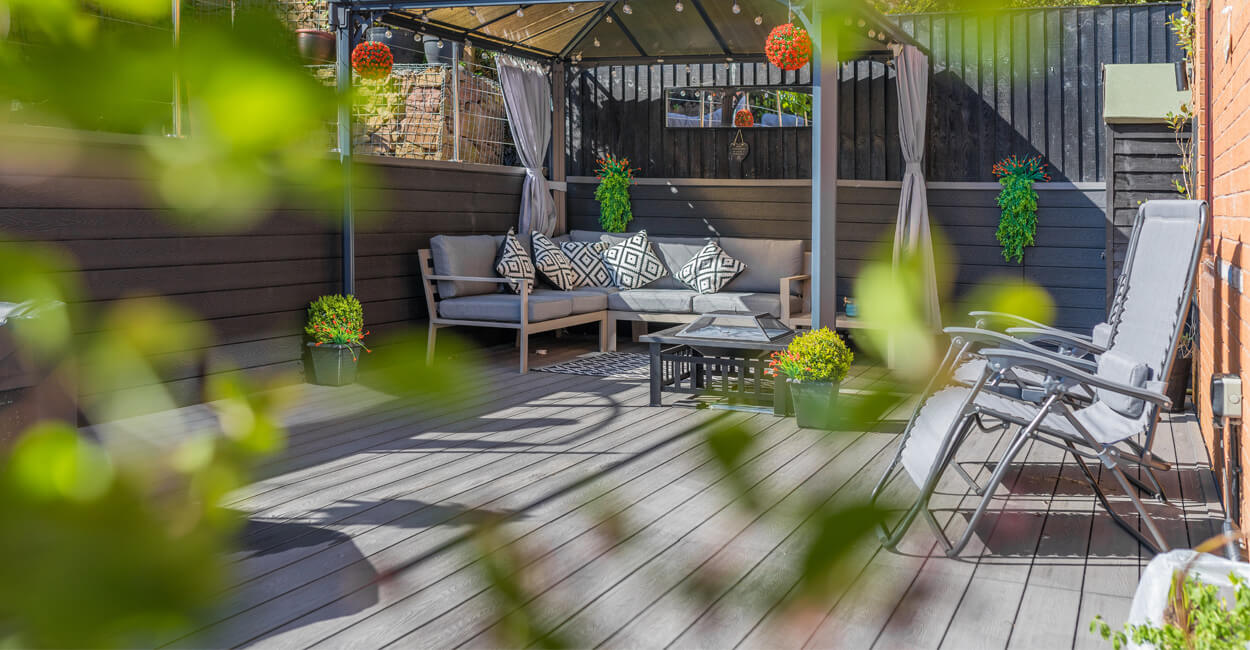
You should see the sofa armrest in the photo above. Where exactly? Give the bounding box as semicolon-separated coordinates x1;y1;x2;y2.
424;274;524;285
780;274;811;322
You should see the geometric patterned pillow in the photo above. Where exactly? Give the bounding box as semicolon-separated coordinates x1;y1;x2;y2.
493;228;534;294
560;240;613;288
675;240;746;294
600;230;667;290
531;231;577;291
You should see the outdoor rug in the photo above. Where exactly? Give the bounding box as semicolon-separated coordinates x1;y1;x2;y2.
534;352;651;379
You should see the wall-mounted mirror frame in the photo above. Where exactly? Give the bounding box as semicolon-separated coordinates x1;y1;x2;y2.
665;85;813;129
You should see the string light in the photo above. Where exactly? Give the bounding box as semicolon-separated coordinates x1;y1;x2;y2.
467;6;476;15
593;37;601;47
516;6;524;16
674;0;683;11
731;1;740;13
753;14;762;25
622;2;632;13
384;30;392;38
437;38;445;48
605;15;613;23
567;3;575;11
420;12;430;22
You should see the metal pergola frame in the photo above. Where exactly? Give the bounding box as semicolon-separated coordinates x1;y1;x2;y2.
328;0;922;329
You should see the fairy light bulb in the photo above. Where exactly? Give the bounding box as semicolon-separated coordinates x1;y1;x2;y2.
605;15;613;23
467;6;476;15
731;1;740;13
437;39;445;48
384;30;392;38
674;1;683;11
622;2;632;13
420;12;430;22
516;6;524;15
593;37;601;47
753;14;762;24
567;3;575;12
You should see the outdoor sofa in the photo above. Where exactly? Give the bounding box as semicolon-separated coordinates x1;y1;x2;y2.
419;230;811;372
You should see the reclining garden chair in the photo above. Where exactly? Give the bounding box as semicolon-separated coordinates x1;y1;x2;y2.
872;200;1206;556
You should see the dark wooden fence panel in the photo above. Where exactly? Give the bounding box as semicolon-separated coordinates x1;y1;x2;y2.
567;181;1106;330
567;3;1181;182
0;136;522;412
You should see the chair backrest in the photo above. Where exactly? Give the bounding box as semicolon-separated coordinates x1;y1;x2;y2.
1095;200;1206;412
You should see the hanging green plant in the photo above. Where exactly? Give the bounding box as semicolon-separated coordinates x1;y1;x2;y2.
594;154;638;233
992;155;1050;264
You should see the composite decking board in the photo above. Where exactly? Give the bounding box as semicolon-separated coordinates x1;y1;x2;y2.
334;414;822;649
173;402;727;648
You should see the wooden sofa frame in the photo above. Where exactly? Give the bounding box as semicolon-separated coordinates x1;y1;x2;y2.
419;250;609;373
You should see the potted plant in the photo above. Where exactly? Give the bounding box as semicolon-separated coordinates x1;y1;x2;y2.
769;328;853;429
304;294;369;386
294;1;334;64
594;154;638;233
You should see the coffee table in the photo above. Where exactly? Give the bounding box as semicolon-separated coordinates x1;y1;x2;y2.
639;322;796;415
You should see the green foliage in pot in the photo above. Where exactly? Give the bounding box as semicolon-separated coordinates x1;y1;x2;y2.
768;327;853;383
992;155;1050;264
593;154;638;233
1091;572;1250;650
305;294;369;357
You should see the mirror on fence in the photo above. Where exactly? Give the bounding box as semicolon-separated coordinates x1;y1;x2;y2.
665;86;813;129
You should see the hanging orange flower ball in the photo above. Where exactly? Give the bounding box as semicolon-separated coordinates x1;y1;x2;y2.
765;23;812;71
351;41;393;80
734;109;755;127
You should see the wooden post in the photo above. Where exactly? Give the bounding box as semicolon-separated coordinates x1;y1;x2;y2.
333;2;355;295
810;10;838;329
552;60;568;234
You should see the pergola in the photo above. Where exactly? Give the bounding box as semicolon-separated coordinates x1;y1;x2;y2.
327;0;926;328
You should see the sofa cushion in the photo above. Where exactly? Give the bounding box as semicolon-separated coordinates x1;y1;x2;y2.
438;292;573;323
430;234;502;299
532;232;578;291
534;288;612;314
561;241;613;288
494;228;536;294
608;289;697;313
676;241;746;294
599;232;710;290
691;292;804;318
569;229;604;243
718;237;805;294
601;231;668;290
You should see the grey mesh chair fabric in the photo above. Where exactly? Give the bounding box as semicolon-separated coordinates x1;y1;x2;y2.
873;200;1206;556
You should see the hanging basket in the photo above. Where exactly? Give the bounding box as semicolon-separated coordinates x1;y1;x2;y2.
351;41;393;80
733;109;755;128
765;23;812;71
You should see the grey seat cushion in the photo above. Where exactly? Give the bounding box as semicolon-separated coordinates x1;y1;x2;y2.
438;292;573;323
430;234;503;299
533;288;615;314
608;289;697;313
718;237;805;294
691;292;802;318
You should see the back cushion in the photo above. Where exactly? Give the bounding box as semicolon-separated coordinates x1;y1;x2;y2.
430;234;501;298
719;237;805;294
595;232;709;290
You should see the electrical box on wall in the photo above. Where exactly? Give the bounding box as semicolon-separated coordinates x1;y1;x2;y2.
1211;374;1243;419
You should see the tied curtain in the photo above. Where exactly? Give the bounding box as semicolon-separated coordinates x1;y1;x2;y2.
497;55;556;238
890;44;941;327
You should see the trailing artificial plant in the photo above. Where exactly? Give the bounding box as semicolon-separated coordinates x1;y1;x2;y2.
594;154;638;233
305;294;370;360
992;155;1050;264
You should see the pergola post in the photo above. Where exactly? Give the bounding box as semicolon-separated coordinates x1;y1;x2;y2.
810;9;838;329
333;1;356;295
551;60;568;234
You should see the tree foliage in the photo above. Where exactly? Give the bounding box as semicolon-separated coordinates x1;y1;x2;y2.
874;0;1173;13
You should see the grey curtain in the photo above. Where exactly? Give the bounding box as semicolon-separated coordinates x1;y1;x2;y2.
891;44;941;327
497;55;556;238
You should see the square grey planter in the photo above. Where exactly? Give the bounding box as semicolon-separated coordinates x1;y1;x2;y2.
306;342;359;386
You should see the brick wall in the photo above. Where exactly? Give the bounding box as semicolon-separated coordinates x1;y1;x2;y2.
1195;0;1250;531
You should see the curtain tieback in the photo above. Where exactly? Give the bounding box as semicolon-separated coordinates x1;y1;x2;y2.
904;161;924;173
525;166;547;182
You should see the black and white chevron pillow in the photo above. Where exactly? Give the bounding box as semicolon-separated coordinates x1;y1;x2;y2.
531;231;577;291
494;228;534;294
600;230;667;290
560;240;613;288
676;241;746;294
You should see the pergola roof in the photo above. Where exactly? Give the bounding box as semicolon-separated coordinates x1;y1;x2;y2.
360;0;920;63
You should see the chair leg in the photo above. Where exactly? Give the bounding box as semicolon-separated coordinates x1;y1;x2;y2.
880;413;977;551
606;317;618;352
631;320;647;342
426;323;437;365
598;316;609;353
1065;442;1167;554
943;422;1034;556
518;330;529;373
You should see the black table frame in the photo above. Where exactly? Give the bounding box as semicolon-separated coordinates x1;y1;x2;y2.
640;325;795;415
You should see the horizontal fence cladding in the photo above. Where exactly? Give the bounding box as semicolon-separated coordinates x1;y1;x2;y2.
567;181;1107;331
0;136;522;416
566;3;1182;182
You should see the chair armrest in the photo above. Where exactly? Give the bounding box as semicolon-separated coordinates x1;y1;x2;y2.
423;274;522;285
1005;327;1106;357
967;310;1053;331
943;326;1099;373
979;348;1171;409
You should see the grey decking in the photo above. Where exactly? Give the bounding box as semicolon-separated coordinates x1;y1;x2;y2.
88;338;1222;649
